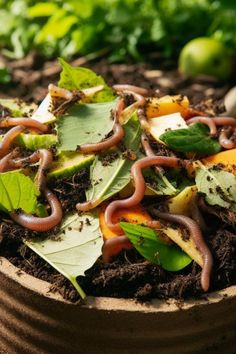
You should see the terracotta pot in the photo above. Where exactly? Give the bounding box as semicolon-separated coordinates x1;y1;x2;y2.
0;257;236;354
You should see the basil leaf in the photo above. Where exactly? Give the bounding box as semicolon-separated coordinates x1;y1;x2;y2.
0;170;39;214
85;114;141;207
195;162;236;211
120;222;192;271
160;123;221;155
26;212;103;299
57;100;116;151
58;58;115;103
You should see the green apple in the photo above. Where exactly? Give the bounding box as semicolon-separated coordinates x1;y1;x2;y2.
178;37;232;80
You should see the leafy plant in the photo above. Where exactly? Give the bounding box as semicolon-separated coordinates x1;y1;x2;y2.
1;1;236;62
120;222;192;271
160;123;221;155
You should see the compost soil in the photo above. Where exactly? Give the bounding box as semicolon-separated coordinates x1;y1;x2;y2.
1;53;236;303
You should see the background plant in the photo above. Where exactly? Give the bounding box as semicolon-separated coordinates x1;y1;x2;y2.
0;0;235;61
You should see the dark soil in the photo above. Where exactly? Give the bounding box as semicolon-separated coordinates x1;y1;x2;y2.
1;53;236;303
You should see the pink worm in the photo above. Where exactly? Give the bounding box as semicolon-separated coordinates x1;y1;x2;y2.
77;99;125;154
0;126;25;158
10;188;63;232
104;156;181;233
151;210;213;292
0;118;48;133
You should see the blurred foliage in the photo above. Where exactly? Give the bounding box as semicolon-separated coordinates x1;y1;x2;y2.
0;0;235;61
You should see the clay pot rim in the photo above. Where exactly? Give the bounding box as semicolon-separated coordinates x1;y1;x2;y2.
1;256;235;313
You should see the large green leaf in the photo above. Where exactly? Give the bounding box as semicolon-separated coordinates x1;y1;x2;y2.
195;162;236;211
58;58;115;103
85;115;141;206
26;212;103;299
120;222;192;271
0;170;39;214
57;100;117;151
160;123;221;155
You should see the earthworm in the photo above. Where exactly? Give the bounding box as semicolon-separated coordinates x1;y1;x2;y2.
78;99;125;154
123;90;146;109
187;116;236;137
137;108;150;131
10;188;63;232
186;117;217;136
189;193;208;232
0;118;48;133
141;133;163;175
219;127;235;149
151;210;213;292
212;117;236;127
0;125;25;158
9;149;53;191
0;149;21;172
34;149;53;191
102;236;133;262
104;156;182;233
113;84;148;96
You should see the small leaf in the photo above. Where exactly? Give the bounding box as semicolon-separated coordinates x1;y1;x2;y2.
58;58;115;103
26;212;103;299
57;100;116;151
0;171;39;214
195;162;236;211
143;168;177;196
160;123;221;155
120;222;192;271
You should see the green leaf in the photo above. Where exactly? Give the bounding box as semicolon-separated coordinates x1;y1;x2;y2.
57;100;116;151
120;222;192;271
27;3;59;17
143;168;177;196
26;212;103;299
0;98;36;117
36;10;77;42
58;58;115;103
195;162;236;211
0;67;11;84
85;114;141;207
160;123;221;155
0;170;39;214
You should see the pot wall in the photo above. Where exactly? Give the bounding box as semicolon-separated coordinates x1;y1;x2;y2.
0;258;236;354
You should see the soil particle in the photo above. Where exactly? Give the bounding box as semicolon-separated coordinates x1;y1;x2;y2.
48;168;90;213
2;52;232;114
